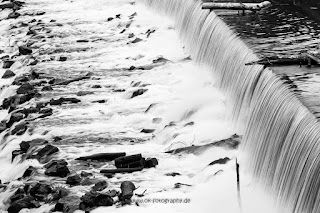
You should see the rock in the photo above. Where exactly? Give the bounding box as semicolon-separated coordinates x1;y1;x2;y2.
92;85;101;88
92;100;107;103
92;180;108;191
114;154;142;168
141;129;155;133
120;29;126;34
0;2;14;9
6;112;24;128
66;174;82;186
18;46;32;55
58;56;67;61
20;139;48;152
76;91;94;96
2;70;15;78
131;89;147;98
128;33;134;38
19;141;30;152
76;152;126;161
80;191;113;209
16;83;35;94
27;29;37;35
131;38;143;43
39;108;53;114
3;60;14;69
29;183;52;201
77;39;89;43
49;97;81;105
107;17;114;21
208;157;230;166
80;171;92;177
7;196;38;213
34;144;59;160
0;122;6;133
145;158;158;168
22;166;36;178
29;59;38;66
11;122;27;135
41;85;53;91
120;181;135;201
7;12;20;19
165;172;181;177
152;57;169;64
53;136;62;142
13;76;29;85
12;150;24;162
45;160;70;177
81;178;104;186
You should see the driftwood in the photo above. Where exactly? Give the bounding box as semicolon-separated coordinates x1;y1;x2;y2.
76;152;126;161
246;54;320;67
202;1;271;11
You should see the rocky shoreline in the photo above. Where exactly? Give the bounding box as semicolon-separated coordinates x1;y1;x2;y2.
0;0;240;212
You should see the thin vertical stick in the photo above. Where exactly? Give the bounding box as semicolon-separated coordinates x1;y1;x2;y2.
236;158;242;212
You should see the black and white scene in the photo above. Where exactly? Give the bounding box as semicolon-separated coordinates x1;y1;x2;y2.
0;0;320;212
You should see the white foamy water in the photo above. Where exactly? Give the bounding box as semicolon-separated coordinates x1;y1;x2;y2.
0;0;281;213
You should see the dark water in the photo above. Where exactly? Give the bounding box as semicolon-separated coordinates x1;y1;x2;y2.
218;6;320;119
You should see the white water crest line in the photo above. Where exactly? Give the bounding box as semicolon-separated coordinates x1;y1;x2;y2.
141;0;320;213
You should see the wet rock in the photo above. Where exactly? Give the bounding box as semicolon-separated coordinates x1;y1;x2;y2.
92;180;108;191
92;85;101;88
19;141;30;152
28;59;38;66
58;56;67;61
128;65;136;70
80;171;92;178
41;85;53;91
49;97;81;105
29;183;52;201
92;100;107;103
20;139;48;152
7;12;20;19
27;29;37;35
131;38;143;44
77;39;89;43
174;183;192;189
81;178;104;186
7;196;38;213
76;152;126;161
34;144;59;160
3;60;15;69
18;46;32;55
45;159;70;177
145;158;158;168
113;89;125;92
131;89;147;98
152;56;169;64
76;91;94;96
100;167;143;174
7;112;24;128
141;129;155;133
120;181;135;201
0;2;14;9
66;174;82;186
165;172;181;177
120;29;126;34
53;195;80;213
80;191;113;209
22;166;36;178
39;108;53;114
13;76;29;85
12;150;24;162
208;157;230;166
107;17;114;21
16;83;35;94
11;122;27;135
128;33;134;38
0;122;6;133
2;70;15;79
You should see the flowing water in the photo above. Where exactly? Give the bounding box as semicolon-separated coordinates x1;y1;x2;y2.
0;0;248;212
142;0;320;213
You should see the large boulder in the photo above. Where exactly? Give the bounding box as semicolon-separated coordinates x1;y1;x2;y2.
34;144;59;160
66;174;82;186
16;83;35;94
18;46;32;55
29;183;52;201
119;181;135;201
7;196;39;213
80;191;113;210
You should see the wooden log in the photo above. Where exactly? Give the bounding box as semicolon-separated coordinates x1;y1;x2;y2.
76;152;126;161
100;167;143;174
114;154;142;168
202;1;272;11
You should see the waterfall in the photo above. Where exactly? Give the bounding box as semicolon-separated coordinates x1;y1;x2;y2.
141;0;320;212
